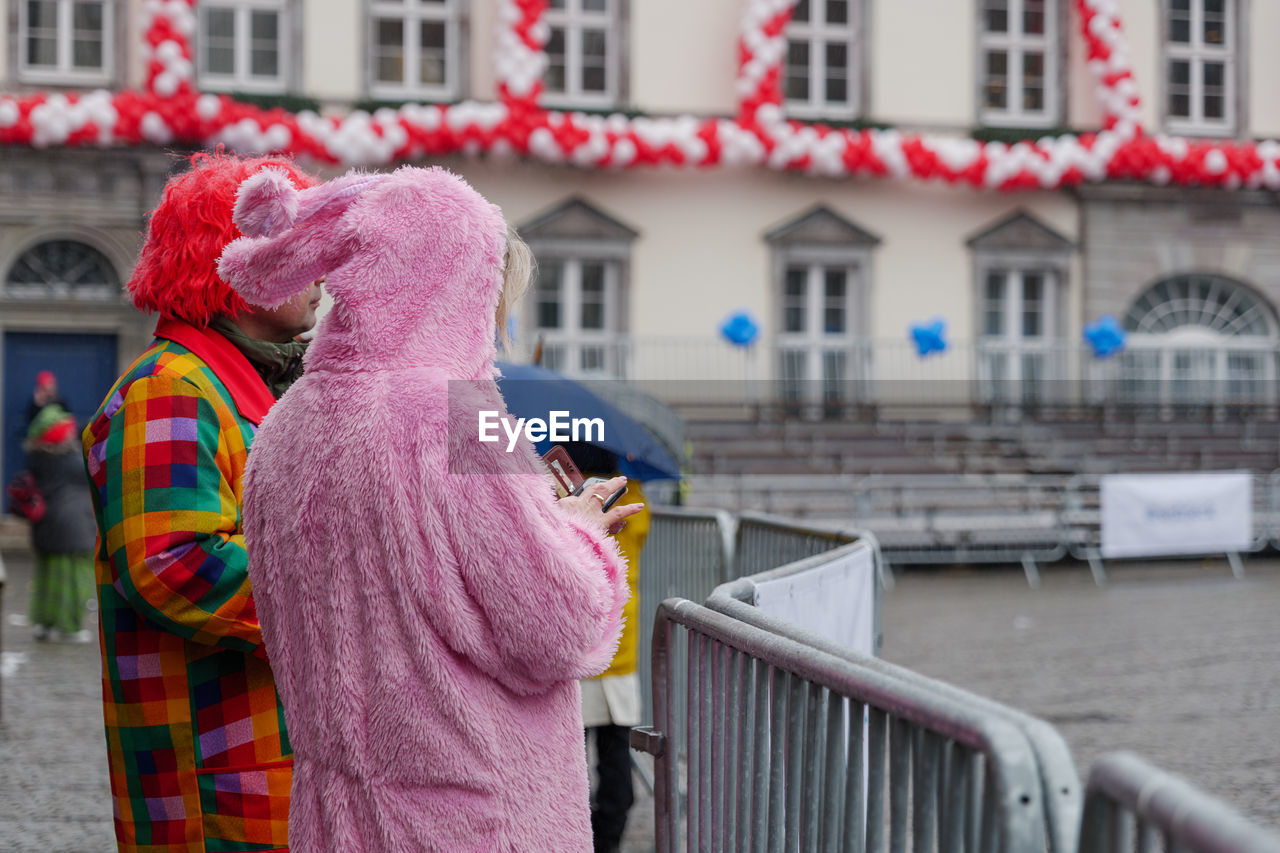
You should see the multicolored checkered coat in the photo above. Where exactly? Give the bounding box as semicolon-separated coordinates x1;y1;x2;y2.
83;318;292;852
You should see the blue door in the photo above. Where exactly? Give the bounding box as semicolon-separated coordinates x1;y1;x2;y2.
3;331;119;491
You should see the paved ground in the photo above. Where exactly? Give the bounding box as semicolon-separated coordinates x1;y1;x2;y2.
3;549;1278;850
878;558;1280;829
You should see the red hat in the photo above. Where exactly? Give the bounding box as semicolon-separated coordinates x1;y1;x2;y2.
127;150;317;328
27;404;76;447
35;370;56;390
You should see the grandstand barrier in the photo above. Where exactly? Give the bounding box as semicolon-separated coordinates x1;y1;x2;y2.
1077;753;1280;853
685;469;1280;584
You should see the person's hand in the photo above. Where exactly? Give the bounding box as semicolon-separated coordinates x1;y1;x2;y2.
558;475;644;535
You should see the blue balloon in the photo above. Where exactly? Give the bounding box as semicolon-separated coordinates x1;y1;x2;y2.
910;318;948;358
720;311;760;347
1083;314;1127;358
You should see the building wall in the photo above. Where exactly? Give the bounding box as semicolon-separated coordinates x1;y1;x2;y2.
448;156;1078;342
630;0;739;116
870;0;974;129
1081;186;1280;321
1249;1;1280;138
302;0;362;105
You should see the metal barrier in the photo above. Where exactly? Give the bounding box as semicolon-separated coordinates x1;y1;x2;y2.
707;551;1080;853
733;512;866;580
688;469;1280;583
635;596;1048;853
1077;752;1280;853
1064;471;1271;583
638;507;735;727
852;475;1068;586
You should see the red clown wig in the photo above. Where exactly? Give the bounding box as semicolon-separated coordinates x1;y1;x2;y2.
128;150;318;327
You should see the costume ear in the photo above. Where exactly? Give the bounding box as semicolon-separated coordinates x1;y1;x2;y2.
233;167;299;238
219;171;384;309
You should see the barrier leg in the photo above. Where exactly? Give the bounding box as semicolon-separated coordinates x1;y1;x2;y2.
1020;553;1041;589
1227;551;1245;580
1087;549;1107;586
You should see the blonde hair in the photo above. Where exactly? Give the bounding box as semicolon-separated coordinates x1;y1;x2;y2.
497;223;533;352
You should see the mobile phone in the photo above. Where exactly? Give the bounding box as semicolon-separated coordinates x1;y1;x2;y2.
575;476;627;512
541;445;585;498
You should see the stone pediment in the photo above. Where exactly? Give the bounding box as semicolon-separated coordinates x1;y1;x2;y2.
519;197;639;242
765;206;881;247
967;210;1074;252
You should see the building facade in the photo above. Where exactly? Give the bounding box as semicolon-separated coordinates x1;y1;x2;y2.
3;0;1280;479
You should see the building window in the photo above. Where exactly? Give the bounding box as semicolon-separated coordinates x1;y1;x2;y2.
18;0;112;82
978;0;1060;128
520;199;637;378
533;258;623;376
967;211;1074;405
542;0;621;107
1164;0;1236;135
777;262;866;408
1118;274;1274;404
198;1;289;92
783;0;861;120
4;239;120;301
979;268;1061;402
369;0;462;100
766;207;878;410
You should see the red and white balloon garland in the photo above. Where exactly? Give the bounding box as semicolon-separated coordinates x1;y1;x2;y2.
0;0;1277;190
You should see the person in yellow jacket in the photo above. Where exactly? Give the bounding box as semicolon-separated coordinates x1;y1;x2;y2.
570;446;651;853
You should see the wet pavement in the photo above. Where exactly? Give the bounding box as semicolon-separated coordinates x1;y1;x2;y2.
3;548;1278;850
878;558;1280;829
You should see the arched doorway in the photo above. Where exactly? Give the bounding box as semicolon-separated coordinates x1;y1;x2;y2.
2;239;122;488
1118;274;1277;405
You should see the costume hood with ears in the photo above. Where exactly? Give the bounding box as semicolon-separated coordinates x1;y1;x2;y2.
218;165;507;380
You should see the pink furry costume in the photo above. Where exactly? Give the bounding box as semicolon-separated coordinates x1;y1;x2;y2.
217;166;629;852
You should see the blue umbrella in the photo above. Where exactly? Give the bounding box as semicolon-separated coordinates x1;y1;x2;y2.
495;361;681;481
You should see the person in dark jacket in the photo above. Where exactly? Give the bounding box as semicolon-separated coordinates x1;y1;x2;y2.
24;404;96;641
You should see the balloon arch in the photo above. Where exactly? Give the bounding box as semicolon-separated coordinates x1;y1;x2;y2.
0;0;1276;190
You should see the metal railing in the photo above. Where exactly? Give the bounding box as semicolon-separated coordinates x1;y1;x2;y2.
1077;753;1280;853
683;470;1280;583
642;596;1048;853
508;336;1280;411
635;515;1280;852
707;551;1079;853
733;512;865;579
637;507;736;729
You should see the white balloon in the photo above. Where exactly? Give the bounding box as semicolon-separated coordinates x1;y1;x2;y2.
611;137;637;167
141;112;173;145
1204;149;1228;174
0;100;20;128
154;72;179;98
196;94;222;120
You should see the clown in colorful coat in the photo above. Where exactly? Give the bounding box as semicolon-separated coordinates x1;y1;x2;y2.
216;165;636;852
83;152;319;852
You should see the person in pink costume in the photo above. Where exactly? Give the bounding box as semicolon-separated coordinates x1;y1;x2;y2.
216;165;640;852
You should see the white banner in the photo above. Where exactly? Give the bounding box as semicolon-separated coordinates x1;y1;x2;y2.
1100;471;1253;559
751;544;877;657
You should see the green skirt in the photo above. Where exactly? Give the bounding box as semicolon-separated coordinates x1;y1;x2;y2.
29;552;95;634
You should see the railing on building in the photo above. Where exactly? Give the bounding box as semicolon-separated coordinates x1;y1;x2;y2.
513;336;1280;412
